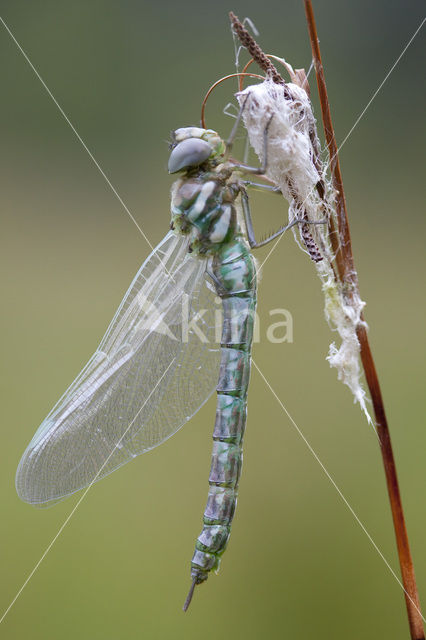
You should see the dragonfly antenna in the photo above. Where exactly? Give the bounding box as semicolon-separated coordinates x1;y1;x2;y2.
182;578;197;612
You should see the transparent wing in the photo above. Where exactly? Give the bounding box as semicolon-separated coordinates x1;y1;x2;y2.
16;231;221;506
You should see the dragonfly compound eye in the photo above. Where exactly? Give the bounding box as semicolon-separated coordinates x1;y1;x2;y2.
168;138;213;174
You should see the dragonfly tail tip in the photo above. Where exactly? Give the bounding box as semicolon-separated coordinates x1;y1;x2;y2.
182;578;197;612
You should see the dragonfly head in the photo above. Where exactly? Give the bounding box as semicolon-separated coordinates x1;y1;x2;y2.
168;127;225;174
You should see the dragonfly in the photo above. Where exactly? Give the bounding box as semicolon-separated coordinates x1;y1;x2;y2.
16;112;315;610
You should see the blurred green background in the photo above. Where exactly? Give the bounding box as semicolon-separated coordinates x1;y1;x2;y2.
0;1;425;638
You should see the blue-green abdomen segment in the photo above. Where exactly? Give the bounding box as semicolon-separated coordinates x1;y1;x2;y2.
190;238;256;584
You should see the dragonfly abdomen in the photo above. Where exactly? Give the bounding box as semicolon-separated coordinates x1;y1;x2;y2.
169;139;258;603
190;238;256;585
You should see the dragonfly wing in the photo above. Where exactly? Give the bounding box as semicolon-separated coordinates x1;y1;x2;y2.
16;231;220;506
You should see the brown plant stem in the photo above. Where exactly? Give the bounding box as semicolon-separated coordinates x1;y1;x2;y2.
229;12;287;89
303;1;424;638
229;12;323;264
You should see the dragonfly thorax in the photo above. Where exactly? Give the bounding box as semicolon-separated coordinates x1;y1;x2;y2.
171;171;241;255
168;127;243;255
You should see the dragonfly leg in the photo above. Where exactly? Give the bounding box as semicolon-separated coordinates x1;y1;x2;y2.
241;186;327;249
206;266;228;297
225;93;274;176
243;180;282;195
231;113;274;176
225;93;250;156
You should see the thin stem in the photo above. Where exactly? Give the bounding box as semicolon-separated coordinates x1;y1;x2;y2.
229;12;291;98
303;2;424;638
229;12;323;264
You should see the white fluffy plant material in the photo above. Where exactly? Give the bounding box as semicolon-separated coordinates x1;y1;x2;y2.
237;78;372;423
238;78;323;230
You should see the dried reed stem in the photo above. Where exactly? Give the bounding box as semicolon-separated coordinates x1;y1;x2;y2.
230;6;424;637
229;12;290;97
303;2;424;637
